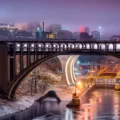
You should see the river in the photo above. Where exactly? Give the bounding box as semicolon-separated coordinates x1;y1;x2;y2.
1;88;120;120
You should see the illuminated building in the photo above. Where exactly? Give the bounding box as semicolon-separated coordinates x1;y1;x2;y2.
80;27;89;34
80;32;93;41
92;31;100;41
79;27;92;41
27;22;42;38
14;30;33;40
0;23;18;40
0;23;16;29
110;35;120;42
46;24;61;33
73;32;80;40
46;34;55;39
41;32;55;40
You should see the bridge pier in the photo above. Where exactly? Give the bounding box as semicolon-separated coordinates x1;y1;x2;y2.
0;42;9;96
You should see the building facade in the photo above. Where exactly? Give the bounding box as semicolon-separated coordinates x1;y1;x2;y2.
110;35;120;42
92;31;100;41
56;30;73;40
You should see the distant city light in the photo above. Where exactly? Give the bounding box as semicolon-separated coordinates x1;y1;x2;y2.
98;26;102;40
37;27;40;31
80;27;85;32
99;26;102;29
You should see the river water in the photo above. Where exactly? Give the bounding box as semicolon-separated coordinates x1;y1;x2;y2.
1;88;120;120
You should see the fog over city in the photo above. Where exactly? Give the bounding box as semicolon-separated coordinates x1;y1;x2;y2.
1;1;120;120
0;0;120;39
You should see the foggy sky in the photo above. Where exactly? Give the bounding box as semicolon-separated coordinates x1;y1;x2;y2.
0;0;120;38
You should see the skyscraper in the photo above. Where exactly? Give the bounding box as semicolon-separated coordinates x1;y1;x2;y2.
56;30;72;40
73;32;80;40
80;27;89;34
92;31;100;41
27;22;42;38
46;24;61;34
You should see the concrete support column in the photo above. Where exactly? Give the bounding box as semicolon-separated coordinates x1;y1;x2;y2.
0;42;9;95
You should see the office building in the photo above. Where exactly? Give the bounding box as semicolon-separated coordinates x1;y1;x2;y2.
80;27;89;34
56;30;73;40
80;32;93;41
110;35;120;41
46;24;61;34
92;31;100;41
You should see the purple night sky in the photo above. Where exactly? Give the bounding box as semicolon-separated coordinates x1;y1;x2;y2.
0;0;120;39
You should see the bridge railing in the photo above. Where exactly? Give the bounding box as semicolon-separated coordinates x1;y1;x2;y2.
6;41;120;54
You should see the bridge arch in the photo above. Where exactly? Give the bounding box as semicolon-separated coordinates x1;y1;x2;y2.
7;47;120;99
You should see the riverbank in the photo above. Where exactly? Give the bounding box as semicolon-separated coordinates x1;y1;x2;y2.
0;86;74;117
0;95;40;117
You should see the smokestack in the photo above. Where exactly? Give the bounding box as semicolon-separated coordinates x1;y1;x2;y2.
42;22;44;32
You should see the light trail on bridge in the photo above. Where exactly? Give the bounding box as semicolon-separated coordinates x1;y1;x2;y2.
65;55;79;85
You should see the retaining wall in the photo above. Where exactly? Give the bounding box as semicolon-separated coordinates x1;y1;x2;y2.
80;84;115;104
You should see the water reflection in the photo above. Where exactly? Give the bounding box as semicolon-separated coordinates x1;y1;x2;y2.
1;89;120;120
65;108;74;120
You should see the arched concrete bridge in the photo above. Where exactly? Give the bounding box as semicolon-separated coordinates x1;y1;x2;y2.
0;40;120;99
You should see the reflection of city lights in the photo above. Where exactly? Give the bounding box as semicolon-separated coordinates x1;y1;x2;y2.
65;108;74;120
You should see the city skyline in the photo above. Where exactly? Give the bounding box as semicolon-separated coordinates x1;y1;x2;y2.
0;0;120;39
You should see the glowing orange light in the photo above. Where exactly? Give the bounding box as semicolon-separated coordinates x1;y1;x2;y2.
90;70;95;73
76;81;83;89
